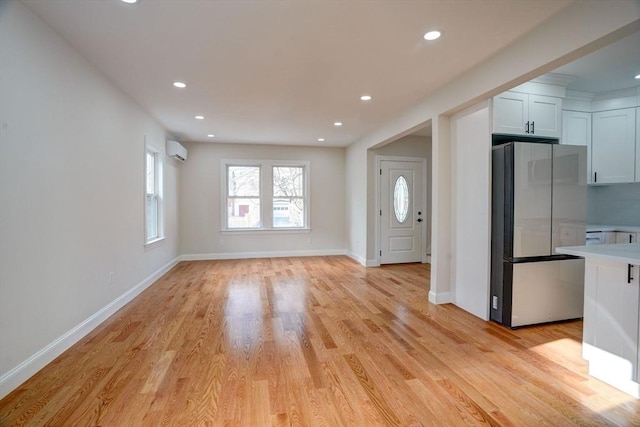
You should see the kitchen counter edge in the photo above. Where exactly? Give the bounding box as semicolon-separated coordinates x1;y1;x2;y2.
587;225;640;233
556;243;640;265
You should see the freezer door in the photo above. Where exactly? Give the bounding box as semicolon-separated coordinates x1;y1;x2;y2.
512;143;553;257
511;259;584;327
551;144;587;252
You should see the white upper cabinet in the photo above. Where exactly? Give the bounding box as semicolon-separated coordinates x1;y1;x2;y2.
528;95;562;138
493;92;562;138
562;110;592;183
493;92;528;135
592;108;636;184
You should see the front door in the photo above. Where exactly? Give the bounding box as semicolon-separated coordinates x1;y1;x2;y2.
380;160;424;264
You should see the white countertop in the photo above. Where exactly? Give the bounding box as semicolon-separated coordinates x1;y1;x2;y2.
587;224;640;233
556;243;640;265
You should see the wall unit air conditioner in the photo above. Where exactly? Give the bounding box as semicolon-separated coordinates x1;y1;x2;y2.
166;140;187;162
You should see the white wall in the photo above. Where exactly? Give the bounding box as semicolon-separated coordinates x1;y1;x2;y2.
345;143;368;264
346;0;639;310
450;102;491;320
429;116;453;303
0;0;180;397
179;142;346;258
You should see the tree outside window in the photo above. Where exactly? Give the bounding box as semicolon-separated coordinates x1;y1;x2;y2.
273;166;304;228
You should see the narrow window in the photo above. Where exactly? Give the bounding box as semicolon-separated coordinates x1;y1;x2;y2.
145;147;163;243
393;175;409;223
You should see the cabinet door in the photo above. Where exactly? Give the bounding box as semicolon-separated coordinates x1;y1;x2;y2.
529;95;562;138
615;232;638;244
562;111;592;183
592;108;636;184
583;259;639;385
604;232;617;244
493;92;528;135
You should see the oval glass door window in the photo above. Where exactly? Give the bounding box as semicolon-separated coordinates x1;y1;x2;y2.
393;176;409;223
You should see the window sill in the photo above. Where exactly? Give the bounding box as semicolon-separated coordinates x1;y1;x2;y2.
145;236;166;250
220;228;311;236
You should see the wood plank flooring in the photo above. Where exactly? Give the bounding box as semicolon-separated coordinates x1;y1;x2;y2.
2;256;640;426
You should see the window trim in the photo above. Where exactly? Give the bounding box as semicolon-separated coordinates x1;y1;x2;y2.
145;144;165;246
221;159;310;232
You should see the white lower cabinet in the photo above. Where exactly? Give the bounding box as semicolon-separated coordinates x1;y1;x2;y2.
615;232;638;244
583;258;640;397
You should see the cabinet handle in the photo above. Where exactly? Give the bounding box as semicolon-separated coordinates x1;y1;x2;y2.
531;121;535;134
594;172;597;183
628;264;634;284
525;121;530;134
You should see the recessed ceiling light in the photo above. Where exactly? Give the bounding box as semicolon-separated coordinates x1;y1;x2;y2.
334;122;343;127
195;115;204;120
424;30;441;41
121;0;139;4
207;134;215;138
360;95;372;101
635;74;640;80
317;138;325;142
173;81;186;88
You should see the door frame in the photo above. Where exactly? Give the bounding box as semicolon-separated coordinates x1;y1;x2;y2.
375;155;428;266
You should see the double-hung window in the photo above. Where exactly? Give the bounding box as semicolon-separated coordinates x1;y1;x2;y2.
272;166;305;228
145;146;163;244
223;160;309;231
226;165;262;229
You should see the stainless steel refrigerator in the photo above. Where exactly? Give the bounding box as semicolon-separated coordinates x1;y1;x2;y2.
490;141;586;328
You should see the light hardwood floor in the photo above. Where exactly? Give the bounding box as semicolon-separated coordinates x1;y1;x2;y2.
1;256;639;426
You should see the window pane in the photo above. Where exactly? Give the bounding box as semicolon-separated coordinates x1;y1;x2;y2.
146;194;158;239
146;152;155;194
273;198;304;228
273;166;303;197
228;166;260;197
227;198;261;228
393;175;409;223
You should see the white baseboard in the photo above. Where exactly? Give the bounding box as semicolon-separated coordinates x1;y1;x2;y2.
181;249;347;262
344;251;366;266
429;290;452;305
0;256;181;400
366;258;380;267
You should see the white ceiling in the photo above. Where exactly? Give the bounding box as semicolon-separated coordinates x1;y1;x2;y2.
553;30;640;94
22;0;580;147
